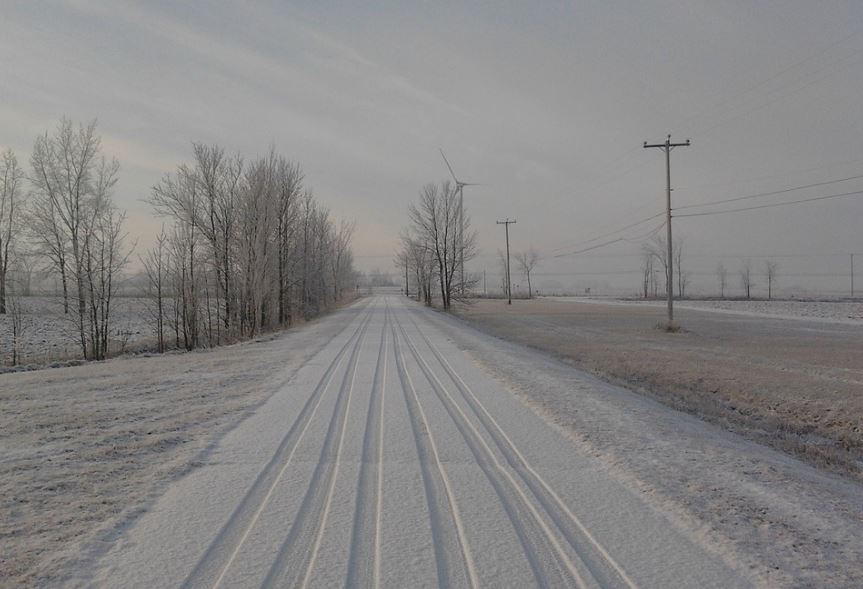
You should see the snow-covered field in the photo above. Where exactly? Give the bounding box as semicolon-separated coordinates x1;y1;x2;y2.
546;296;863;324
0;296;152;365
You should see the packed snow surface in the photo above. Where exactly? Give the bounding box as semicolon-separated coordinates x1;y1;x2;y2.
83;295;755;588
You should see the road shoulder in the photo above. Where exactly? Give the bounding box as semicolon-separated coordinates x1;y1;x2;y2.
429;304;863;588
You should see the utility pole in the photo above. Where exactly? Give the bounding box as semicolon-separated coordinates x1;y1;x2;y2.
644;134;691;325
851;253;855;298
459;187;465;297
497;219;516;305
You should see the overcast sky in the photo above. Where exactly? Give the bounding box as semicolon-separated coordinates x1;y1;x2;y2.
2;0;862;295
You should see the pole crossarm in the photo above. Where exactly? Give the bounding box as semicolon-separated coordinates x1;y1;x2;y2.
643;134;691;324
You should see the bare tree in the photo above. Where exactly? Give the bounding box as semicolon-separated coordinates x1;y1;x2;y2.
82;183;131;360
28;166;70;313
8;290;29;366
142;228;169;353
0;149;25;314
715;262;727;298
28;118;129;359
640;251;654;298
330;219;356;302
644;234;687;298
673;237;686;298
765;260;779;300
400;233;435;306
643;235;668;296
153;167;202;350
515;248;541;298
149;144;353;350
740;258;753;299
407;181;476;310
12;252;36;297
497;249;509;295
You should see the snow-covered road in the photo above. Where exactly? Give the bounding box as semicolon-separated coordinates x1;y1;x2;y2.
88;295;751;588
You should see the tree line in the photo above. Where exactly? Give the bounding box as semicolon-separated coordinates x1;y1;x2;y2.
641;234;780;299
1;117;355;363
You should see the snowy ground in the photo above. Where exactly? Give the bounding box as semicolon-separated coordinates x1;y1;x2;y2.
438;305;863;588
545;296;863;324
4;294;863;587
457;298;863;479
0;296;152;365
0;311;349;587
80;295;752;588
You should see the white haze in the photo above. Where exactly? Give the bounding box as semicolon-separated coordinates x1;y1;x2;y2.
1;0;862;296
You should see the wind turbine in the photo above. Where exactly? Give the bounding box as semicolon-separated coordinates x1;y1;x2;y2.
439;148;479;296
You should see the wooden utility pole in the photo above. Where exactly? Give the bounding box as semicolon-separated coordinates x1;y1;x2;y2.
644;134;690;325
497;219;516;305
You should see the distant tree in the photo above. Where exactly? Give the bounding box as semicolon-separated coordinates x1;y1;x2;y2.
142;227;169;353
8;290;28;366
765;260;779;300
497;249;509;296
640;251;654;298
401;235;435;306
643;234;682;298
0;149;25;314
515;247;541;298
740;258;753;299
407;181;477;309
716;262;727;298
673;236;686;297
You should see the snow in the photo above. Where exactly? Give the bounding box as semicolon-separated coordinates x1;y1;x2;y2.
5;293;861;587
79;296;752;588
438;302;863;588
0;296;152;365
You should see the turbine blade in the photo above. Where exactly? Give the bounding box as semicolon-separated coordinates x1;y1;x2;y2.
439;148;460;183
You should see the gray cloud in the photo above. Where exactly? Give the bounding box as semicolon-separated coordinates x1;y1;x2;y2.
2;0;861;293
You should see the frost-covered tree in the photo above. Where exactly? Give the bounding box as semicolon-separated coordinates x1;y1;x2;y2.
0;149;25;314
407;181;477;309
150;144;354;350
28;118;129;359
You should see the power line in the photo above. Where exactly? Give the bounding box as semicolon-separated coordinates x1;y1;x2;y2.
674;189;863;218
550;221;665;259
678;156;863;192
676;173;863;211
549;211;664;253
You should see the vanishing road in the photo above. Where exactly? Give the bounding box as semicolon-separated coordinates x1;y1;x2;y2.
90;295;751;588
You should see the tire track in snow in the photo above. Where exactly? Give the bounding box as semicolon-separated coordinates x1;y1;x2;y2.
392;308;588;588
345;301;389;589
181;299;376;589
261;298;374;588
391;318;479;589
404;304;640;589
